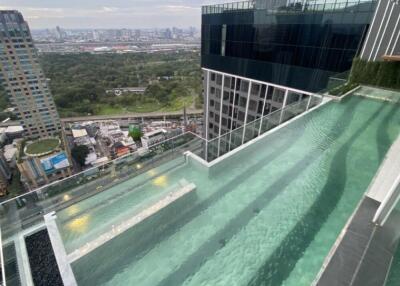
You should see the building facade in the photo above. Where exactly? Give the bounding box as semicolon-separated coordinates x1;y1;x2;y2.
0;10;61;139
201;0;377;160
18;150;72;190
360;0;400;60
0;152;11;195
202;0;376;93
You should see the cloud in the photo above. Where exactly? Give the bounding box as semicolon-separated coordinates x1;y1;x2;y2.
162;5;200;11
26;7;64;13
101;6;119;12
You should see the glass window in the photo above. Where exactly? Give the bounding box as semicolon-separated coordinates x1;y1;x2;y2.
239;96;247;107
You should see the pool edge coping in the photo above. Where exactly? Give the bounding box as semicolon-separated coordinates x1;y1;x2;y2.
44;212;78;286
325;85;361;102
311;194;369;286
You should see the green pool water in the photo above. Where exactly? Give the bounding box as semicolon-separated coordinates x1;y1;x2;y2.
58;95;400;286
56;157;188;253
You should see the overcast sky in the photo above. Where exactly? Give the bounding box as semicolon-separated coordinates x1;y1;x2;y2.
1;0;224;29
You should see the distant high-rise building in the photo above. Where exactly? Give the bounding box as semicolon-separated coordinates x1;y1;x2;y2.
92;29;100;41
121;28;132;40
0;10;61;138
188;26;196;37
55;25;64;40
134;29;141;40
164;28;173;39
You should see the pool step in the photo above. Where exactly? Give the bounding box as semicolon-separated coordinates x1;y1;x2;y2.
67;180;196;263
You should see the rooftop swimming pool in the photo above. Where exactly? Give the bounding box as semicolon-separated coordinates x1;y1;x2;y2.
55;95;400;286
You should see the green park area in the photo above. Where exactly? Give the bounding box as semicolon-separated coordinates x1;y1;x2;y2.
25;138;60;155
39;51;203;117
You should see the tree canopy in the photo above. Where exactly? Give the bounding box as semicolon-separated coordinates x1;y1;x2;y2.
129;127;143;141
71;145;90;166
39;51;202;117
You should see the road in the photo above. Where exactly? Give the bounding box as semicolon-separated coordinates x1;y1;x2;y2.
60;109;203;122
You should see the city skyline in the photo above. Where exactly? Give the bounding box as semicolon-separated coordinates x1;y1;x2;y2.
0;0;224;29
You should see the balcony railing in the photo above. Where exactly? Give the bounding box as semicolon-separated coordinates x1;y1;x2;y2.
202;0;376;14
203;94;323;162
202;0;255;14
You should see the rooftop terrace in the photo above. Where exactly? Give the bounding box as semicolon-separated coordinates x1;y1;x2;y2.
24;138;61;157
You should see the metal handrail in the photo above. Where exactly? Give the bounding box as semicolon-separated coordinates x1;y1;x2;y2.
202;0;376;14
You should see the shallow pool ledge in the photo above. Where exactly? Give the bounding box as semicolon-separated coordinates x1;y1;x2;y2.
67;181;197;263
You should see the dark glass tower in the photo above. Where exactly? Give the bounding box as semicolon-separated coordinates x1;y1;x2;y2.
201;0;376;156
202;0;376;92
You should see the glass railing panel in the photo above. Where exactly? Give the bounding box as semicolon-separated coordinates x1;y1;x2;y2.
206;137;220;162
1;236;20;286
325;3;334;10
298;97;311;114
202;0;375;14
227;125;245;153
243;118;262;144
259;115;271;134
0;132;203;238
0;131;205;284
218;133;231;157
281;104;298;123
267;108;282;129
309;96;323;109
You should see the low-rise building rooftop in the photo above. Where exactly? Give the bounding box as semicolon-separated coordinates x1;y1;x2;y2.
71;129;88;138
24;138;60;157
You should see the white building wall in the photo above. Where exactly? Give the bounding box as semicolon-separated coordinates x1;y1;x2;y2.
202;68;323;160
